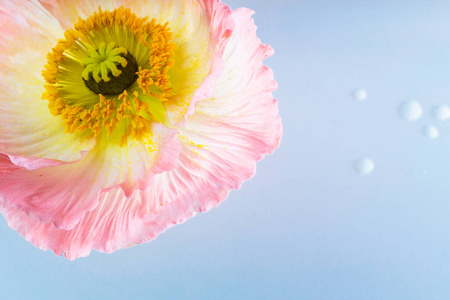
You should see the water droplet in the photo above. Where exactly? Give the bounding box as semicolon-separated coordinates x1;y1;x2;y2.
431;105;450;121
352;88;367;101
398;100;423;121
353;158;375;175
422;125;439;139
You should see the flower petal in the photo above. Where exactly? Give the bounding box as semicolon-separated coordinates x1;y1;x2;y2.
141;7;282;225
185;0;235;121
94;124;181;198
0;173;224;260
0;189;146;259
0;0;95;166
0;123;180;230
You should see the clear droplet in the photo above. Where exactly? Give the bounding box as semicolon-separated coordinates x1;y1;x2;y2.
398;100;423;122
422;125;439;139
352;88;367;101
354;158;375;175
431;105;450;121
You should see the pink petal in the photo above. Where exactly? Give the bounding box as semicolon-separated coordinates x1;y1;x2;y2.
0;124;180;230
0;153;102;230
4;152;88;171
1;189;148;259
184;0;235;121
0;172;225;260
142;7;282;229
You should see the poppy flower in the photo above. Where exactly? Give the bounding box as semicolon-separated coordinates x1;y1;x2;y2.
0;0;281;259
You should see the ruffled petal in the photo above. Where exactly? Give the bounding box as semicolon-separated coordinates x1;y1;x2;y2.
0;170;224;260
0;189;145;259
184;0;235;121
0;123;180;230
0;0;95;166
139;7;281;230
0;153;102;230
0;182;197;259
0;7;281;259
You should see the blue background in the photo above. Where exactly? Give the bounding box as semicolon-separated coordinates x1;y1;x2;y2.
3;0;450;299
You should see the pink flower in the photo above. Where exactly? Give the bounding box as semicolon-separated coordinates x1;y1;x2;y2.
0;0;281;259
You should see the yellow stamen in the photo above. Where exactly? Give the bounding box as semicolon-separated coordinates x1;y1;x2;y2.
41;7;175;143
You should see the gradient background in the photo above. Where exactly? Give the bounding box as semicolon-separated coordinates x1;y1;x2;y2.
2;1;450;299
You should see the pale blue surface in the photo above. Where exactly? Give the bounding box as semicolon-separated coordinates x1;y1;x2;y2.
3;1;450;299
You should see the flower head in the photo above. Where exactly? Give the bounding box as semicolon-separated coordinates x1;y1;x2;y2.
0;0;282;259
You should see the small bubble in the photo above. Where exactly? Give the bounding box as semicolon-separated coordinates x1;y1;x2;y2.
354;158;375;175
398;100;423;122
431;105;450;121
422;125;439;139
352;88;367;101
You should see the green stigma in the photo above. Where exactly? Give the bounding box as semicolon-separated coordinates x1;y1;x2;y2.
82;42;138;95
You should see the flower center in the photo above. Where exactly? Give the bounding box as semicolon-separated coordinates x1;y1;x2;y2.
42;7;175;144
82;42;138;95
